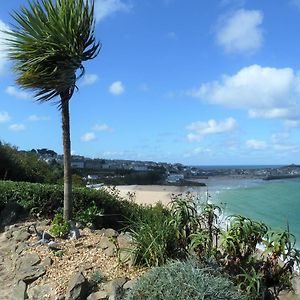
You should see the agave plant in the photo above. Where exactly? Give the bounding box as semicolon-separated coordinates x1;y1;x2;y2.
261;226;300;298
221;215;268;265
6;0;100;220
168;193;199;251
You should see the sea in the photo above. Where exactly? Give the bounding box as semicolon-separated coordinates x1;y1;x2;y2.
190;166;300;247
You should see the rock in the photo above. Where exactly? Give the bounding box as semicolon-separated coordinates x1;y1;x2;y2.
103;246;116;257
65;271;88;300
123;278;137;290
13;230;31;242
87;291;108;300
98;236;112;250
17;253;41;270
117;233;135;266
13;280;27;300
27;283;56;300
105;278;127;300
94;229;105;235
5;224;17;232
16;242;28;255
17;265;46;283
98;236;117;256
117;232;133;249
103;229;118;238
0;202;26;229
4;230;13;239
41;257;53;267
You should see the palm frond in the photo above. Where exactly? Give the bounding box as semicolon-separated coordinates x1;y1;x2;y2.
5;0;100;104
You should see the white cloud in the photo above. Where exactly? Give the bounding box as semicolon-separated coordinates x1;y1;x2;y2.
28;114;50;122
187;65;300;120
248;108;293;119
95;0;132;23
284;120;300;128
81;74;99;86
186;117;237;141
93;123;113;132
0;20;10;75
109;81;125;95
81;132;96;142
216;9;263;54
271;133;299;153
246;139;267;150
0;111;10;123
5;86;31;99
9;123;25;131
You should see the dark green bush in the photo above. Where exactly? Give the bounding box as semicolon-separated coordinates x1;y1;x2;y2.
74;201;104;226
125;259;245;300
0;180;141;229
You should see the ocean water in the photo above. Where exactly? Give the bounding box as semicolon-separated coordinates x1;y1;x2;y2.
199;178;300;247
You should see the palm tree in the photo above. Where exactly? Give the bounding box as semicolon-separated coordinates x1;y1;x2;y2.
6;0;100;220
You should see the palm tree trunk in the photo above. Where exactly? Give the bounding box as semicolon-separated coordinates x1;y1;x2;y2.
61;96;73;221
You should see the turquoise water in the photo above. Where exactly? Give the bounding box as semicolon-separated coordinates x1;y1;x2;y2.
207;178;300;246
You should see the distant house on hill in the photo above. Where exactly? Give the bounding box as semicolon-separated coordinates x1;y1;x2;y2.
71;161;84;169
166;173;184;183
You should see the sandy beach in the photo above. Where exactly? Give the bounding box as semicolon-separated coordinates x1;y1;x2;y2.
115;185;191;206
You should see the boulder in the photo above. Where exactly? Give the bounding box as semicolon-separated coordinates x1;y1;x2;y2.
87;291;108;300
98;236;117;257
17;253;41;270
98;236;113;250
17;265;46;283
65;271;88;300
13;230;31;242
117;233;135;266
103;229;118;238
117;232;133;249
103;246;116;257
123;278;137;290
0;202;26;229
16;242;28;255
27;283;56;300
105;277;127;300
13;280;27;300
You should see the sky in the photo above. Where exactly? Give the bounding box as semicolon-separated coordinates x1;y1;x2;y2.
1;0;300;166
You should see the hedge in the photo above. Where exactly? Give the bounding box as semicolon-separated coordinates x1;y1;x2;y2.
0;180;142;229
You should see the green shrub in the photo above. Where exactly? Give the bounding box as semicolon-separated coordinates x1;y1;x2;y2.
49;212;70;237
74;201;104;226
0;180;141;229
125;259;245;300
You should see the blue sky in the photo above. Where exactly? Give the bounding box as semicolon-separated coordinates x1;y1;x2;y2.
1;0;300;166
